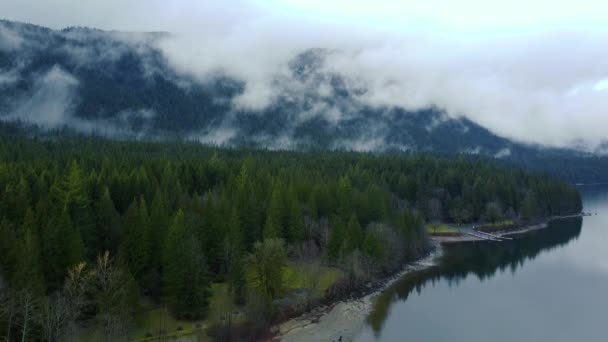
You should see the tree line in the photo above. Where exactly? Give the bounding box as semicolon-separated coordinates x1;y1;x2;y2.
0;136;581;340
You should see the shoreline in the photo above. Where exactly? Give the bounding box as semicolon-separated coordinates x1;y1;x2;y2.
274;213;585;341
274;242;442;342
433;213;584;243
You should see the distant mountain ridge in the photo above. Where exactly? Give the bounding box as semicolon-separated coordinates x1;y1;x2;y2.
0;19;595;161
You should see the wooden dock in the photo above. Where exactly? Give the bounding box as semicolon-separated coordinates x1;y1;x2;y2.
465;230;502;241
464;230;512;241
475;230;513;241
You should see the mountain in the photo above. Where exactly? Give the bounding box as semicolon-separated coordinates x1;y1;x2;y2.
0;20;544;153
2;19;608;183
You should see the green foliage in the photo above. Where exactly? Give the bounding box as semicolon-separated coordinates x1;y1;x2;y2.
344;214;364;253
426;224;459;235
288;198;305;243
327;215;345;261
0;134;583;338
120;198;150;281
12;209;45;296
163;211;211;319
263;182;287;240
95;186;121;256
226;207;246;304
247;239;287;301
363;230;384;260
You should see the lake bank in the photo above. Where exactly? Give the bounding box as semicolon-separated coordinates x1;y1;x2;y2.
274;242;442;342
433;213;585;243
350;195;600;342
276;213;587;341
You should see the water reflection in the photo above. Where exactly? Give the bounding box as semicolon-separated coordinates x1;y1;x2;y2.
365;217;583;335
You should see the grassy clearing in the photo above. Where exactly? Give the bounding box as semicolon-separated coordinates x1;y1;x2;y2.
426;223;460;236
131;264;342;342
283;263;343;297
74;262;345;342
131;283;236;341
477;220;515;232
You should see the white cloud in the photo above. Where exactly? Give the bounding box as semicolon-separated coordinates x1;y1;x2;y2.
494;148;512;158
0;65;157;138
5;65;79;128
0;24;23;51
1;1;608;151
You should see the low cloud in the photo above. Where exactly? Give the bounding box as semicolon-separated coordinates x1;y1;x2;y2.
150;8;608;153
1;1;608;152
5;65;79;128
0;65;156;138
0;23;22;51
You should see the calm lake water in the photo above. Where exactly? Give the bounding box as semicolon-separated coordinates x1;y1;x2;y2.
354;186;608;342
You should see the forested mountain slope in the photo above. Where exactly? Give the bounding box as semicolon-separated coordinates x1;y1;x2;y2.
0;19;586;158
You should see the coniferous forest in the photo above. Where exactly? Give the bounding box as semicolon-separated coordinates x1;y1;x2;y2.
0;135;581;341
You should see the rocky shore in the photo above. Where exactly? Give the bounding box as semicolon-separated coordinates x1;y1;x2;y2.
274;214;587;341
274;243;442;342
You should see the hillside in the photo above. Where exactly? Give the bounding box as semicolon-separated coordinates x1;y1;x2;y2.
1;19;607;183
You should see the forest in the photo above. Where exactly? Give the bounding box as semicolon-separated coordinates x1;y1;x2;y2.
0;135;582;341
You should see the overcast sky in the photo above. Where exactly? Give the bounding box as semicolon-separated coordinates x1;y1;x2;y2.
2;0;608;151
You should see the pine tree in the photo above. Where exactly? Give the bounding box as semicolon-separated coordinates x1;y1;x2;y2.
148;189;169;270
201;194;223;275
164;210;210;319
0;219;18;283
264;183;286;240
337;176;353;216
63;161;95;260
95;187;120;256
288;196;305;243
247;238;287;302
12;211;45;297
327;216;344;261
225;208;246;304
363;230;383;260
119;198;150;281
59;209;86;271
235;159;262;249
344;214;363;253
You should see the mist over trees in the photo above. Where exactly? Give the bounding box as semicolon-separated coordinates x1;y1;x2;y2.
2;19;603;164
0;134;582;340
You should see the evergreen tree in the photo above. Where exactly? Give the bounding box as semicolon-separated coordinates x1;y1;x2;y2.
164;210;210;319
327;216;344;261
235;159;262;249
225;208;246;304
264;183;286;240
95;187;120;256
288;196;305;243
0;219;18;283
59;209;86;271
148;189;169;269
200;195;223;275
63;161;95;260
344;214;364;253
247;238;287;302
119;198;150;281
12;212;45;296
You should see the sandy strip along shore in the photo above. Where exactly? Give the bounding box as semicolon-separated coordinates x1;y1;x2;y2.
276;214;585;341
275;243;442;342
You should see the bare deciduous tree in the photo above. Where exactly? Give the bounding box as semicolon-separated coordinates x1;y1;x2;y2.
38;293;74;342
93;252;133;341
0;276;17;342
15;290;38;342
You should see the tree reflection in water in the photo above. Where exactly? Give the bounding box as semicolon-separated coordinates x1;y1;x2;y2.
366;217;582;334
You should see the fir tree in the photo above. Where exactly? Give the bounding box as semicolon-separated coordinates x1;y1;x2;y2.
95;187;120;256
164;210;210;319
119;198;150;281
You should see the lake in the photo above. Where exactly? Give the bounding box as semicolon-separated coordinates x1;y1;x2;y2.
354;186;608;342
